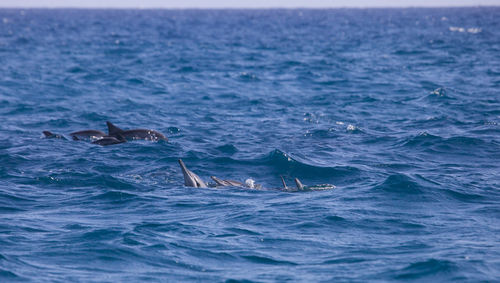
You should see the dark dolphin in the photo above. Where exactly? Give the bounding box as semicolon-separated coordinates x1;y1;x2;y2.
70;130;106;141
91;134;127;146
106;121;167;141
42;131;66;139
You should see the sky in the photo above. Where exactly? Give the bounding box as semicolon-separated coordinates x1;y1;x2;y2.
0;0;499;8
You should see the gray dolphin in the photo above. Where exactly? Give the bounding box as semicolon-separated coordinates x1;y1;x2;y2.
178;159;207;188
70;130;106;141
210;176;261;189
294;178;304;190
179;160;260;189
107;121;167;141
210;176;246;187
280;176;308;191
178;159;333;191
280;176;335;191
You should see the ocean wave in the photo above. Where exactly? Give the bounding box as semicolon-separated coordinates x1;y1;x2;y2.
259;149;360;178
90;191;139;203
372;174;426;195
399;132;495;155
393;259;458;280
1;8;499;282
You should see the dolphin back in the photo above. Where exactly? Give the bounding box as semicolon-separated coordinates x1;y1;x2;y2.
107;121;167;141
42;131;65;139
70;130;106;140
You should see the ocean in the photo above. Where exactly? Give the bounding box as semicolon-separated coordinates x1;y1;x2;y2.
0;8;499;281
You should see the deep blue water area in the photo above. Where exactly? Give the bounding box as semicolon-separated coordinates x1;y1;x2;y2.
0;8;499;281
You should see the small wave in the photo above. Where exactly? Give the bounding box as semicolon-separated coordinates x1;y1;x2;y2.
0;268;20;279
81;228;123;241
215;144;238;155
90;190;139;203
394;259;458;280
400;132;442;147
67;66;85;73
262;149;360;178
442;188;485;203
176;66;198;73
394;49;428;56
401;132;497;156
323;257;365;264
241;255;298;266
104;47;138;55
303;128;338;139
126;78;144;85
323;215;347;223
373;174;425;195
225;279;258;283
225;227;261;236
0;206;25;213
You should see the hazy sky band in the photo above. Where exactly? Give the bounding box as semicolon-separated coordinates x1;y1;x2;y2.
1;0;499;8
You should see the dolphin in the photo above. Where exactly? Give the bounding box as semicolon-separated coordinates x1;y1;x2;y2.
210;176;245;187
91;134;127;146
106;121;167;141
43;129;124;146
210;176;261;189
280;176;335;191
279;176;311;191
70;130;106;141
178;159;207;188
42;131;66;139
177;159;333;191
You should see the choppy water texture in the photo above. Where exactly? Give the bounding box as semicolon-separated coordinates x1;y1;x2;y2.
1;8;499;281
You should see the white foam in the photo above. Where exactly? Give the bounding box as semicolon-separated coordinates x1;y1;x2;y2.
245;178;255;188
449;26;465;32
449;26;481;34
467;28;481;34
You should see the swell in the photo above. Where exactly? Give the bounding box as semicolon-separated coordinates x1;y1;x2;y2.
397;132;500;157
189;149;362;180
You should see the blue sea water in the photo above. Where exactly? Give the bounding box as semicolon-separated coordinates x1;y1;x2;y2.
0;7;499;281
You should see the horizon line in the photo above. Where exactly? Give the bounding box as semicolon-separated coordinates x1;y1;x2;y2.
0;5;498;9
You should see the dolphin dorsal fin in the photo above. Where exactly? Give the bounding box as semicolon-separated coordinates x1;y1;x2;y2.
106;121;125;135
43;131;54;137
294;178;304;190
280;176;288;190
